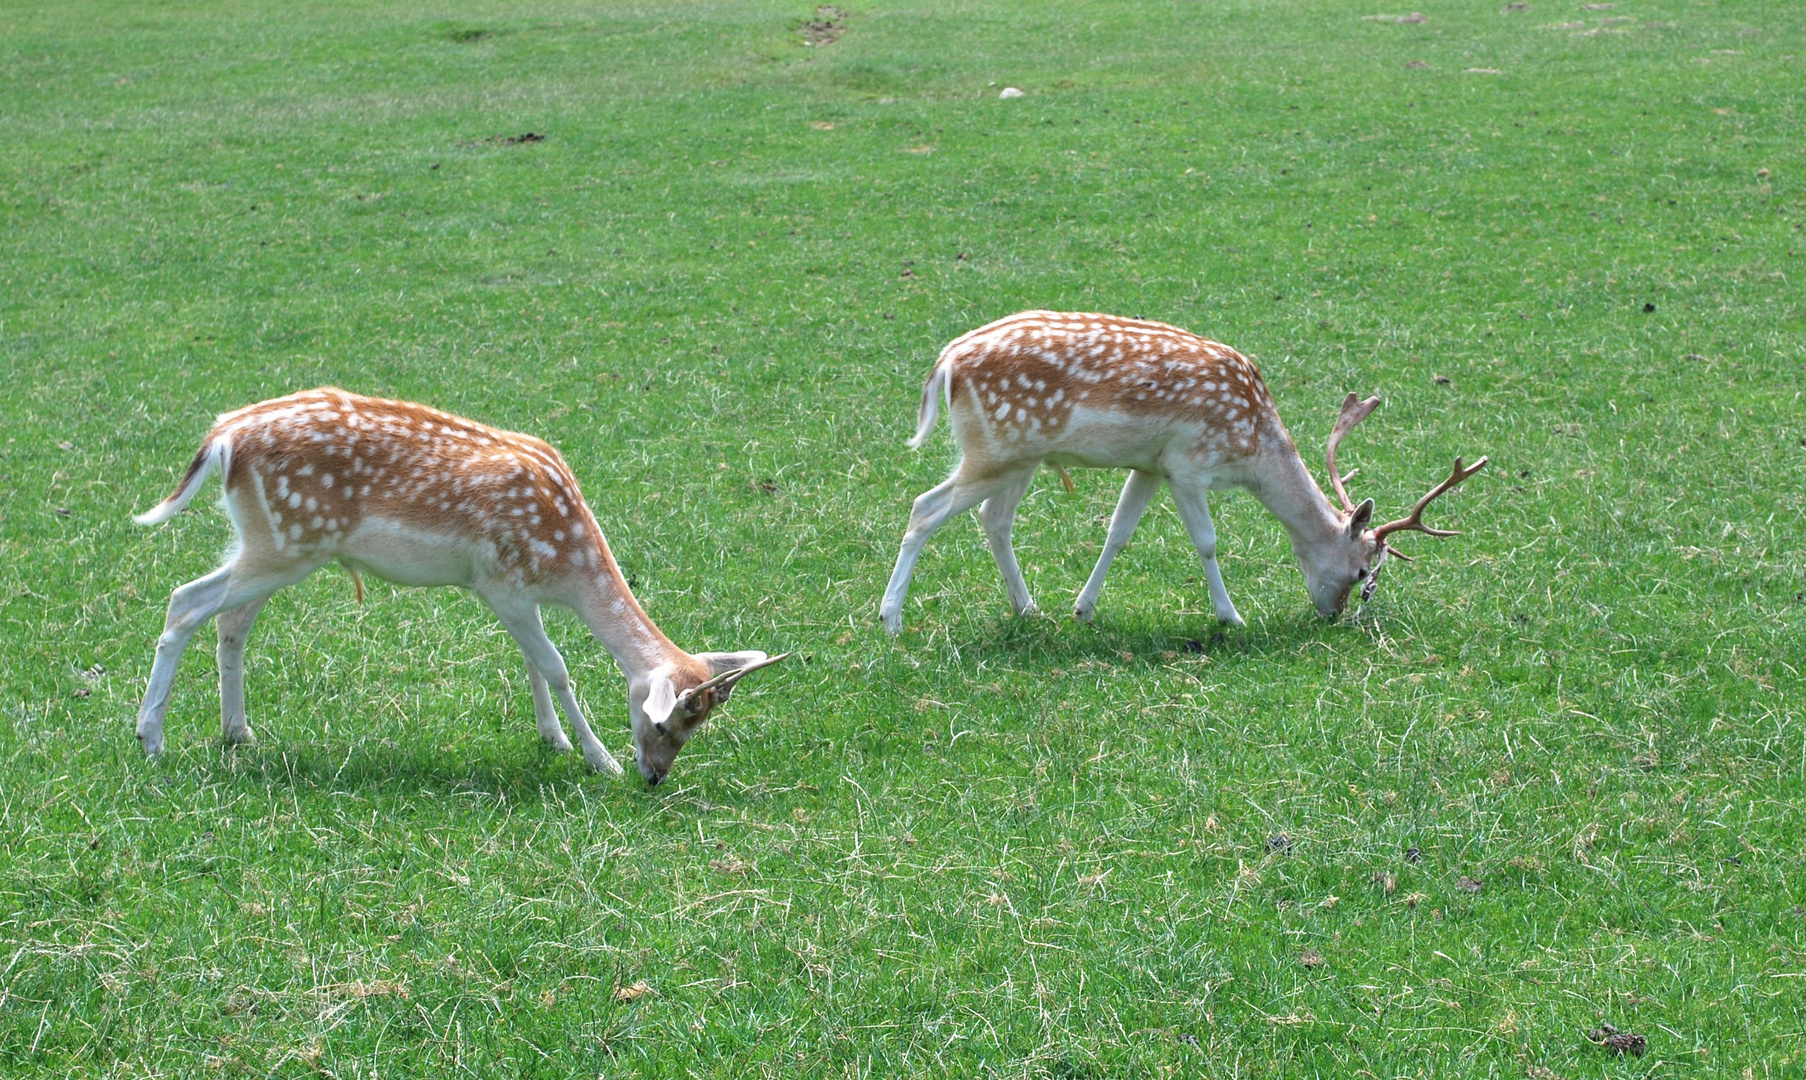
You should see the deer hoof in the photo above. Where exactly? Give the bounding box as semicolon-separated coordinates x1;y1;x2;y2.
585;748;625;777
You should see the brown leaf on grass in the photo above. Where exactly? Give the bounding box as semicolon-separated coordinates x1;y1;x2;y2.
1457;875;1484;894
1300;949;1327;968
1525;1065;1568;1080
1405;60;1428;68
709;856;752;875
613;980;650;1004
1371;870;1398;895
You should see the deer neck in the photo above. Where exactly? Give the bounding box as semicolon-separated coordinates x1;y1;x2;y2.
1243;439;1347;558
572;531;688;679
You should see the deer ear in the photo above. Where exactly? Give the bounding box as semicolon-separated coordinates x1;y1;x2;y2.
643;674;680;734
1348;498;1375;536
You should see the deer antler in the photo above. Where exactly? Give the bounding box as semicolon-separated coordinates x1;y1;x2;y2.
676;652;791;712
1326;393;1381;513
1372;456;1488;548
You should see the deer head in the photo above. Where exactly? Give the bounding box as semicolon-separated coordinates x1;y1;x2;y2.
632;652;789;785
1308;393;1487;617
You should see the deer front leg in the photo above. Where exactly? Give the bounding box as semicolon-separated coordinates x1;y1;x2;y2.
215;596;268;746
1168;479;1245;627
484;596;622;776
1075;469;1162;622
978;466;1040;618
526;661;573;752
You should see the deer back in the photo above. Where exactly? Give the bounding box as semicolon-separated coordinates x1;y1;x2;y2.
938;311;1283;471
212;388;607;586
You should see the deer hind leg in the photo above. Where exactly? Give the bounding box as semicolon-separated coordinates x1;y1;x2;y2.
137;557;316;756
880;468;1001;634
482;595;622;776
1075;469;1163;623
526;661;573;752
216;596;269;746
1168;478;1245;627
978;465;1041;618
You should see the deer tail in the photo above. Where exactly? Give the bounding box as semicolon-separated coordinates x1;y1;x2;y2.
132;435;228;526
905;362;951;450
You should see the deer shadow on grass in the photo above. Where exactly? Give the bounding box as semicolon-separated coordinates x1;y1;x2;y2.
169;731;643;803
902;604;1356;673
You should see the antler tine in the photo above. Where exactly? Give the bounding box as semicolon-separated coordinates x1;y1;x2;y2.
1326;393;1381;512
1372;456;1488;544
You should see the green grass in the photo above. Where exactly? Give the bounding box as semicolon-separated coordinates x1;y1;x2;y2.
2;0;1803;1075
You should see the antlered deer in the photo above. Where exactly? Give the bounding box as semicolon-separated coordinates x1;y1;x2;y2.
880;311;1485;632
132;388;784;785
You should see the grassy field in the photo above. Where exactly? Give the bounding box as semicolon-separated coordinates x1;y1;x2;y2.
2;0;1803;1075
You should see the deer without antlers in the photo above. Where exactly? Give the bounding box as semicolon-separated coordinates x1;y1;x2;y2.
131;387;785;785
880;311;1486;632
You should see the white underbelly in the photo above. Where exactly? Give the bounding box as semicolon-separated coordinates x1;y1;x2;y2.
1043;449;1163;474
339;521;480;588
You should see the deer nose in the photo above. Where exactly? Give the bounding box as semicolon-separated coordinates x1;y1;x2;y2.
645;770;666;787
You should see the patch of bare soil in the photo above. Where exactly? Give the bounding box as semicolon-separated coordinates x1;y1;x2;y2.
1587;1023;1647;1057
800;6;849;46
462;133;546;147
